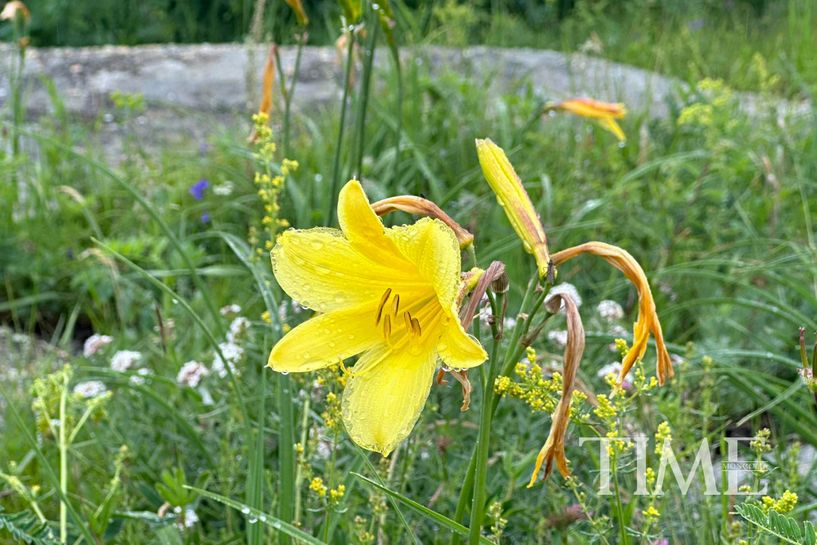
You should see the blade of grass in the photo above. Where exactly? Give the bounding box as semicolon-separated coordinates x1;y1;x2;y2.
352;473;494;545
92;238;249;428
187;486;328;545
14;126;225;335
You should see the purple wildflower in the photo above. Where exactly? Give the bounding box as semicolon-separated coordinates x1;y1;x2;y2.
200;212;211;223
189;179;209;200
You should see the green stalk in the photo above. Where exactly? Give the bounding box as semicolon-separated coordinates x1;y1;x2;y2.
468;290;505;545
353;9;379;179
280;31;307;157
247;364;267;545
58;369;69;544
612;466;630;545
326;29;357;225
293;396;310;525
277;373;295;545
452;281;548;545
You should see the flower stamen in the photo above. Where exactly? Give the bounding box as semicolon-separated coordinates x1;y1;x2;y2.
392;293;400;315
383;314;392;343
376;288;392;326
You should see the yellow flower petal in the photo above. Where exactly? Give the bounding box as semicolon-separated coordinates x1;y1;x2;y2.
342;343;438;456
268;303;380;372
272;227;404;312
338;180;410;266
386;218;461;309
438;320;487;370
598;117;626;142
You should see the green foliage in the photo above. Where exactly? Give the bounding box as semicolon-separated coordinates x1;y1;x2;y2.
735;502;817;545
0;506;58;545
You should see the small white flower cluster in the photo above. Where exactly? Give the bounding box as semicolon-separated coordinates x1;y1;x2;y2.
213;181;234;196
596;299;624;321
83;334;113;357
547;329;568;348
220;304;242;316
213;341;244;378
73;380;108;399
545;283;582;311
111;350;142;372
177;361;209;388
174;505;199;529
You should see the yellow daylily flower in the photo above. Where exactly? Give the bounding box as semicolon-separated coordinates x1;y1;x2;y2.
552;242;674;385
268;180;488;455
476;138;551;279
548;97;627;141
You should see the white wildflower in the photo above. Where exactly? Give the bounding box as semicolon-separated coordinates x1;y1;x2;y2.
174;506;199;529
478;305;492;326
545;283;582;311
597;299;624;321
73;380;108;399
212;342;244;378
226;316;251;342
111;350;142;372
83;334;113;357
176;361;209;388
220;304;242;316
503;316;517;330
129;368;152;386
547;329;568;348
597;361;623;379
213;181;234;196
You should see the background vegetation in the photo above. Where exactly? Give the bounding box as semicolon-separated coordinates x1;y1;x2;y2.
2;0;817;544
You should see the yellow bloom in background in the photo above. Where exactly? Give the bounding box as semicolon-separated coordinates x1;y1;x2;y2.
551;242;674;385
548;97;627;141
284;0;309;26
476;138;551;279
267;180;487;455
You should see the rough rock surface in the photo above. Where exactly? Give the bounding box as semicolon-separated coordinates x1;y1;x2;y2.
0;43;809;148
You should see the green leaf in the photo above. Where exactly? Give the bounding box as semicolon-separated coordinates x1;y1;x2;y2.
735;503;814;545
185;487;328;545
351;473;495;545
0;506;59;545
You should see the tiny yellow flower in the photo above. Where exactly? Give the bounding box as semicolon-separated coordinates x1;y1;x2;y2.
643;505;660;520
548;97;627;141
309;477;327;497
476;138;551;279
267;180;488;455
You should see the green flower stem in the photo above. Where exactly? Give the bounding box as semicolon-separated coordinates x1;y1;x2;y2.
59;370;69;544
353;8;378;179
327;29;357;225
452;279;549;545
468;289;505;545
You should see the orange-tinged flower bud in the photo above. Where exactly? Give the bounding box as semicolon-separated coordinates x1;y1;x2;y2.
548;97;627;141
476;138;551;279
258;45;276;117
371;195;474;248
284;0;309;26
551;241;674;385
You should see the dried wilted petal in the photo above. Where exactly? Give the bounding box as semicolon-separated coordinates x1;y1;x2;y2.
547;97;627;141
459;261;506;330
551;241;673;385
0;1;30;21
476;138;551;279
528;292;585;485
371;195;474;248
284;0;309;26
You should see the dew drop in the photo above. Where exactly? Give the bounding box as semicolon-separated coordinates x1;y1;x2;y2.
280;371;290;375
618;140;626;148
172;298;179;305
310;240;324;251
248;516;258;524
241;507;250;515
259;515;268;523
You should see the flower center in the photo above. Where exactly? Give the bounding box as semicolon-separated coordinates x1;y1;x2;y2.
374;288;425;344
